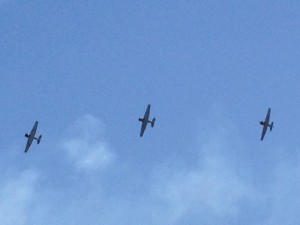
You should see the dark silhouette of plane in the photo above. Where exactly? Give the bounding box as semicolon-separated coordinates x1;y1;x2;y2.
139;105;155;137
259;108;273;141
24;121;42;152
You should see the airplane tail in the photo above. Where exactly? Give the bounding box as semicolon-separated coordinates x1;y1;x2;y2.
270;122;274;131
151;118;155;128
37;135;42;144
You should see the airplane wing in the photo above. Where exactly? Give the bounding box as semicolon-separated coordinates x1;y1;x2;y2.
31;121;38;135
140;121;147;137
25;138;33;152
264;108;271;125
261;124;268;141
261;108;271;141
144;105;151;121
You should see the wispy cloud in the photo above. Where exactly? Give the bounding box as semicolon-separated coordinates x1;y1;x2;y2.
62;114;114;171
260;162;300;225
1;111;300;225
151;118;256;224
0;170;39;225
148;107;300;225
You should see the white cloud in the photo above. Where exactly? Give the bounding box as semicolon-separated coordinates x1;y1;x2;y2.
147;108;300;225
2;110;300;225
152;160;254;224
260;162;300;225
0;170;39;225
150;115;256;224
62;114;114;171
64;139;113;170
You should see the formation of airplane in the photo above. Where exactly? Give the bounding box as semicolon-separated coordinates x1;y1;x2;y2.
139;104;155;137
24;121;42;153
259;108;274;141
21;106;275;153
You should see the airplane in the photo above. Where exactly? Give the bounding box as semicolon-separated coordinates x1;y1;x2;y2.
139;104;155;137
24;121;42;153
259;108;274;141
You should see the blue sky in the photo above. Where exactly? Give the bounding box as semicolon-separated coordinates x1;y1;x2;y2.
0;1;300;224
